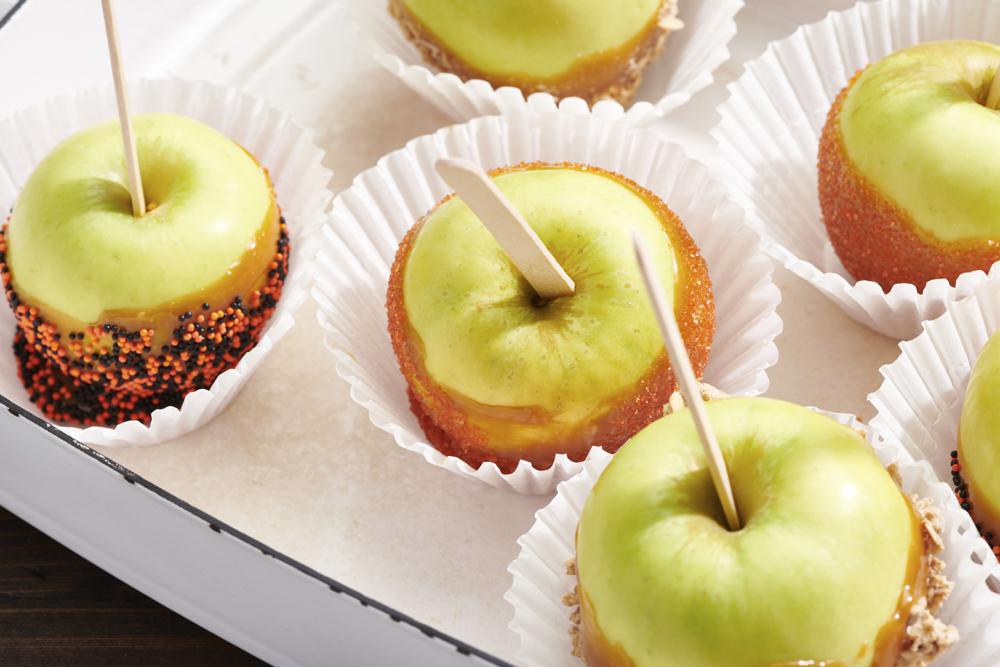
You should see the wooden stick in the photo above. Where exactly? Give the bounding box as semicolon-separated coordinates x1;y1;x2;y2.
101;0;145;217
987;66;1000;111
435;158;575;300
632;231;741;531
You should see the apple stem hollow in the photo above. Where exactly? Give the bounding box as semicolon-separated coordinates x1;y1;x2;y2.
434;158;575;300
987;66;1000;111
101;0;146;218
632;232;741;531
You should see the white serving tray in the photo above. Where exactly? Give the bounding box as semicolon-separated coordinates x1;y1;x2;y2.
0;1;914;664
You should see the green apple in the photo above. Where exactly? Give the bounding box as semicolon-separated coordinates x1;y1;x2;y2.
839;40;1000;243
393;164;713;468
576;397;923;667
959;329;1000;539
394;0;663;81
7;112;276;327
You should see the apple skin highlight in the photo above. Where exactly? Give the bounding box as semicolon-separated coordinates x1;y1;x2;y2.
819;41;1000;290
387;162;713;473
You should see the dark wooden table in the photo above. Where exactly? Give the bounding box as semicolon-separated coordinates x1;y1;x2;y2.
0;504;265;665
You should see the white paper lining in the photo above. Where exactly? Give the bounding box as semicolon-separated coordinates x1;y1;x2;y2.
870;277;1000;501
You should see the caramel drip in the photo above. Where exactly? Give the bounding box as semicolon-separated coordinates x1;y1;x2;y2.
388;0;675;105
580;588;635;667
406;322;678;466
868;497;928;666
10;172;279;354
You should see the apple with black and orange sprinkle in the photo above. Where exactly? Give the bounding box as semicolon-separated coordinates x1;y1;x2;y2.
0;113;289;427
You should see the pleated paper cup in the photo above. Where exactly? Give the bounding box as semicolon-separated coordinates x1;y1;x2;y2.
0;79;332;447
711;0;1000;340
312;108;782;494
506;408;1000;666
351;0;743;126
870;277;1000;495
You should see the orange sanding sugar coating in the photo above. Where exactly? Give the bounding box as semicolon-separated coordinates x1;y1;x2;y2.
386;162;714;473
819;70;1000;291
0;219;289;427
388;0;674;106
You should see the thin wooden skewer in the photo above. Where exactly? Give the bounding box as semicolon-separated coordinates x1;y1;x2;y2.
435;158;575;300
101;0;146;217
632;231;741;531
987;66;1000;111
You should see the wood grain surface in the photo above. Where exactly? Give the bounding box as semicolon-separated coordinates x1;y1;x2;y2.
0;504;265;665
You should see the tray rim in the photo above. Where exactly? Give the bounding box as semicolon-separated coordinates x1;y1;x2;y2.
0;391;510;665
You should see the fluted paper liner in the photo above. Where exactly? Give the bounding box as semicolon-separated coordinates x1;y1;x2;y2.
711;0;1000;339
872;276;1000;515
0;79;332;447
312;109;781;494
506;408;1000;666
350;0;743;125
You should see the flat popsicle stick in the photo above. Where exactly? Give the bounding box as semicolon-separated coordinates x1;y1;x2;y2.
987;66;1000;110
101;0;146;217
435;158;575;300
632;231;741;531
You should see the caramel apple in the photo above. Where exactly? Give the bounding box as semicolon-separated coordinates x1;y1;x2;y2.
387;162;713;472
819;40;1000;290
575;397;957;666
388;0;680;105
1;113;288;426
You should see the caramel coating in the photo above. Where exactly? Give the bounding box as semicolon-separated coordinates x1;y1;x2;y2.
387;162;714;473
0;220;289;427
819;70;1000;290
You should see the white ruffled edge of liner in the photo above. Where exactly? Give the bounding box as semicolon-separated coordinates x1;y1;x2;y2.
0;79;333;447
870;275;1000;507
710;0;1000;340
312;107;782;494
505;406;1000;667
347;0;744;126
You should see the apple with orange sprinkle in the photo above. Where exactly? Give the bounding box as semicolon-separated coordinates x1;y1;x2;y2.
0;113;289;427
386;162;714;473
819;40;1000;290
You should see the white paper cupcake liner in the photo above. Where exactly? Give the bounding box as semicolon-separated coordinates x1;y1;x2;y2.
870;276;1000;493
312;108;781;494
0;79;333;447
711;0;1000;340
350;0;743;126
506;407;1000;667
